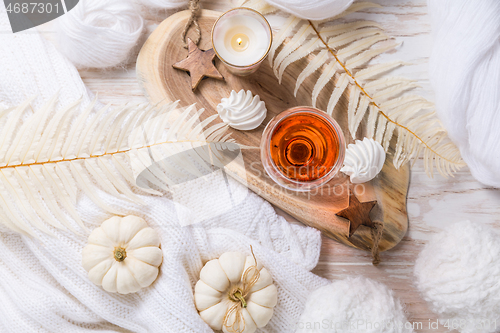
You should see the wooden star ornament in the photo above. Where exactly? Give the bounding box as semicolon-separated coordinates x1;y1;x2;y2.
336;190;377;237
172;38;224;91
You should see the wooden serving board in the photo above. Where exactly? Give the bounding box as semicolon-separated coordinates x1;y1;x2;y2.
136;9;410;252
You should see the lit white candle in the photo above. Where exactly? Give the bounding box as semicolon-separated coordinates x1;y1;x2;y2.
212;8;272;75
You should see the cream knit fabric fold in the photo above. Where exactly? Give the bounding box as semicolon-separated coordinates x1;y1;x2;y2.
0;5;325;332
428;0;500;187
140;0;353;20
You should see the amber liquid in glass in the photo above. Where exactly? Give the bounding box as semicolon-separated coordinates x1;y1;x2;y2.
269;113;340;182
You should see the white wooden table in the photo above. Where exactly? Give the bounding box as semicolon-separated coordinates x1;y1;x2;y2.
41;1;499;332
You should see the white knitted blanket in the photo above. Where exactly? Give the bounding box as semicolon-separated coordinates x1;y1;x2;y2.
428;0;500;187
0;7;326;333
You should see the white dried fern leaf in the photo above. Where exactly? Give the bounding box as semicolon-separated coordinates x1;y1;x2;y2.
0;97;240;236
264;2;465;177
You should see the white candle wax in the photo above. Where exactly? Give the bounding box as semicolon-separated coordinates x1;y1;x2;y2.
213;14;270;67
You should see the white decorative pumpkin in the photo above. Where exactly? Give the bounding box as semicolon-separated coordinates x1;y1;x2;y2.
194;252;277;333
82;215;163;294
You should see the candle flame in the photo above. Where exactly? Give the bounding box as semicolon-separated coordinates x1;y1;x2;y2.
237;38;242;46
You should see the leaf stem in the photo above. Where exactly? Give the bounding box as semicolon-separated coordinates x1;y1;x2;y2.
0;139;223;169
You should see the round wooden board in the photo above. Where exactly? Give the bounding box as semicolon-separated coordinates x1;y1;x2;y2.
136;9;410;252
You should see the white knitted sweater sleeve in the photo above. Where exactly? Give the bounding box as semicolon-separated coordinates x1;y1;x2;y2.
0;5;326;333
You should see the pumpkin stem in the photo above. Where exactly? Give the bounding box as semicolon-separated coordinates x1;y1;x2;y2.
114;247;127;262
233;290;247;308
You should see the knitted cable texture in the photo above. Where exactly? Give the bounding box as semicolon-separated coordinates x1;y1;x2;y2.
0;5;325;332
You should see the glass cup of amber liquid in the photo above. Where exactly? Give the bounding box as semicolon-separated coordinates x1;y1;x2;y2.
261;107;346;192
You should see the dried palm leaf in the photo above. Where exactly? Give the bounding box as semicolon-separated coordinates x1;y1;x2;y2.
243;1;465;177
0;97;243;236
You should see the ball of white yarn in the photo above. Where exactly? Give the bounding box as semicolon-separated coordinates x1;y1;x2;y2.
56;0;144;68
297;277;412;333
414;221;500;333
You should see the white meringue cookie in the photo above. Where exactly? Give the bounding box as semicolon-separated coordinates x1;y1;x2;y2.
341;138;386;183
217;89;267;131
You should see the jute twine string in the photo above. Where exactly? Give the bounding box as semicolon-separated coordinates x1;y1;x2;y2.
371;222;384;266
223;247;261;333
181;0;202;48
